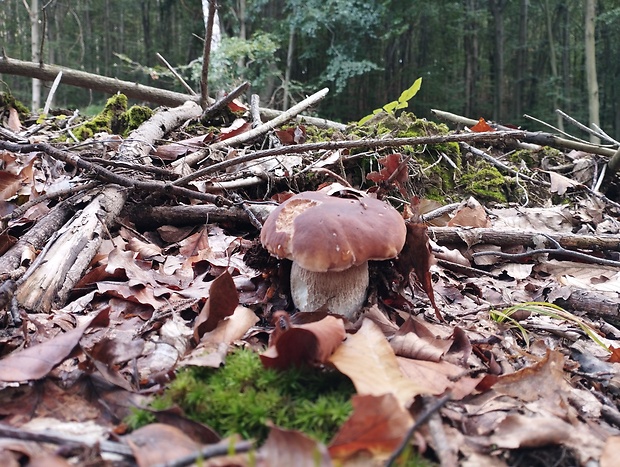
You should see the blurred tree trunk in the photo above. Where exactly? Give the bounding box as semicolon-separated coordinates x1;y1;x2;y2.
560;3;571;116
464;0;479;118
544;0;562;130
283;25;294;110
488;0;507;122
584;0;600;143
28;0;42;111
514;0;527;121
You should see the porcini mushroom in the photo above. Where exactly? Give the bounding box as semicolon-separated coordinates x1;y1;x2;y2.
260;189;406;319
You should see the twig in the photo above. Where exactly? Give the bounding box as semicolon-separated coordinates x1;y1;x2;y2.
43;71;62;115
421;203;460;222
0;140;232;206
555;109;616;145
0;423;134;457
386;392;452;466
172;130;528;187
199;0;217;109
250;94;262;128
152;439;253;467
472;237;620;268
307;167;351;187
202;81;250;121
525;112;594;146
173;87;331;169
230;193;263;230
461;142;549;186
156;53;196;95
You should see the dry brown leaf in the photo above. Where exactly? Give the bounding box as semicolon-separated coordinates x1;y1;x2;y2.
125;423;198;467
7;107;22;132
0;308;109;382
448;198;491;228
258;425;331;467
193;271;239;342
329;319;428;408
391;317;453;362
601;436;620;467
328;394;412;462
261;313;345;370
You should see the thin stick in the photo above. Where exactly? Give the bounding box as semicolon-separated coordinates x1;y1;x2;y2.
199;0;217;109
43;71;62;115
156;53;196;95
555;109;614;144
173;87;331;170
386;393;452;466
202;81;250;121
152;439;253;467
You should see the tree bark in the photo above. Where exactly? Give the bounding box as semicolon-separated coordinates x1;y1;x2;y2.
28;0;42;111
463;0;479;118
543;0;562;130
488;0;507;122
514;0;527;120
585;0;600;144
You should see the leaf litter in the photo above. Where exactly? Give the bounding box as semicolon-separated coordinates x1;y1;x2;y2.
0;96;620;466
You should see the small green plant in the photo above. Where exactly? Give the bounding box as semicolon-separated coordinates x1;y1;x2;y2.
358;77;423;125
127;348;354;443
490;302;609;351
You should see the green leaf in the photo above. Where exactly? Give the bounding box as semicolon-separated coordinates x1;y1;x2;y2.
397;77;423;104
358;108;383;125
394;101;409;110
382;101;399;113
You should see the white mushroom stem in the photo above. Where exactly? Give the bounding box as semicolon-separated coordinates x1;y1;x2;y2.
289;261;369;320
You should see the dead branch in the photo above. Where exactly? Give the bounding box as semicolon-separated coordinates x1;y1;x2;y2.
173;130;528;186
428;227;620;252
172;87;331;170
199;0;217;109
0;56;344;130
432;109;617;158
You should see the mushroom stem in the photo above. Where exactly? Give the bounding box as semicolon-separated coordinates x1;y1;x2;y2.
290;261;369;319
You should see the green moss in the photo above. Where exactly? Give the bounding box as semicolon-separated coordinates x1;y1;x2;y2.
461;165;508;203
73;94;152;140
119;105;154;134
0;92;30;119
127;348;354;443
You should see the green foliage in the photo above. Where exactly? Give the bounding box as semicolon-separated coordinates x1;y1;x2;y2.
201;33;280;93
491;302;610;351
358;78;423;125
129;348;354;443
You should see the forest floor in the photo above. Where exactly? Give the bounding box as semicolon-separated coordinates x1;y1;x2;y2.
1;91;620;467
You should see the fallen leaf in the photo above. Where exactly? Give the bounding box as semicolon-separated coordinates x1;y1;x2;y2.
329;319;427;408
470;117;494;132
261;312;345;370
601;436;620;467
0;308;110;382
193;271;239;342
328;394;412;461
394;222;442;321
366;153;408;196
259;425;331;467
545;170;582;195
125;423;198;467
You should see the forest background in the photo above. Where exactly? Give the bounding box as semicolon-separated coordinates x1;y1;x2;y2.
1;0;619;139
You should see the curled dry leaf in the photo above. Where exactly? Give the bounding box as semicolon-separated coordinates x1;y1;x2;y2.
328;393;413;462
259;425;331;467
260;312;345;370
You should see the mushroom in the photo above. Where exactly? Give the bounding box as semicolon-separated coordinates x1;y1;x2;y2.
260;189;406;319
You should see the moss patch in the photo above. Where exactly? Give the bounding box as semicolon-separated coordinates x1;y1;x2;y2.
461;164;508;203
127;348;355;443
73;94;153;140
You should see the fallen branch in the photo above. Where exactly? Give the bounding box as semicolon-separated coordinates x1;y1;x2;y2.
432;109;617;158
173;130;528;186
428;227;620;252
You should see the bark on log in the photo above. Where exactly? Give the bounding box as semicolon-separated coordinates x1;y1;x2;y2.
0;201;75;277
16;185;127;312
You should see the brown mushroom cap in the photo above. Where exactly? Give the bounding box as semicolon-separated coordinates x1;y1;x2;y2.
260;191;406;272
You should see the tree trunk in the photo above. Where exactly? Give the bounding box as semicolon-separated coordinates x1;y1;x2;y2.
488;0;507;122
463;0;479;118
585;0;600;144
29;0;42;112
544;0;562;130
515;0;528;120
283;24;295;111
